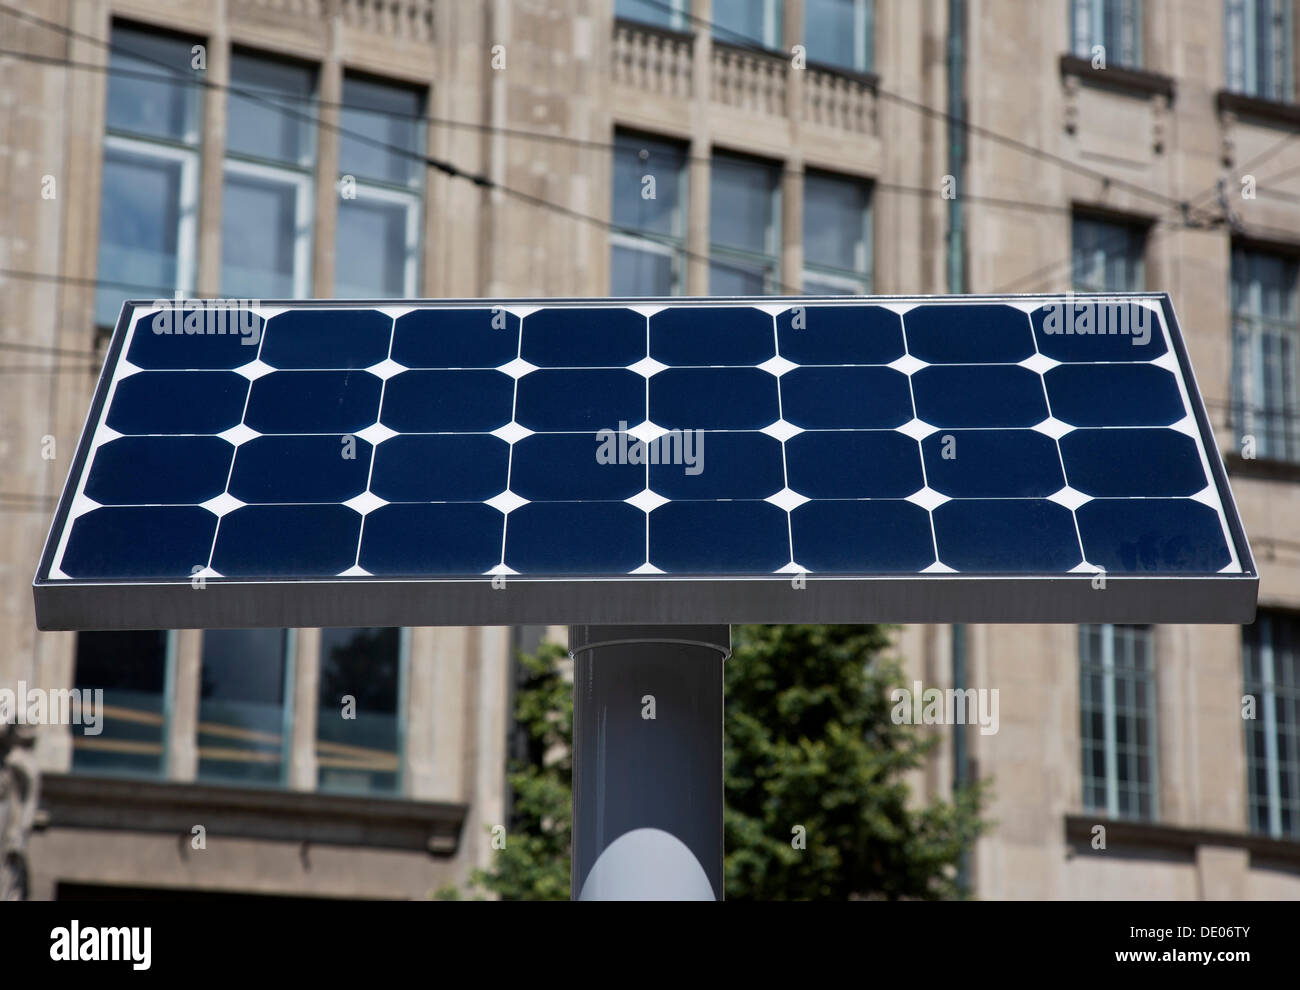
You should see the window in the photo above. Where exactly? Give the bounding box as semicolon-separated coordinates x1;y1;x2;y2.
334;75;425;299
805;0;874;73
1230;247;1300;462
1244;612;1300;838
72;631;174;777
1071;215;1145;292
803;171;871;294
1226;0;1293;101
197;630;294;786
710;153;781;295
611;131;688;296
617;0;689;31
316;627;405;794
221;52;316;299
1079;624;1158;820
714;0;782;49
1070;0;1142;68
95;25;202;326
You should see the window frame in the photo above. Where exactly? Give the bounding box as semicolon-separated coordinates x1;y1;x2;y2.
334;182;423;299
98;133;200;305
1070;212;1147;293
1244;612;1300;838
709;151;782;296
220;50;318;299
334;74;427;299
801;169;873;295
314;626;409;796
96;24;204;325
611;129;690;296
1226;0;1294;101
805;0;875;74
1230;245;1300;463
220;157;316;299
1079;623;1160;822
72;630;178;779
1070;0;1144;68
195;628;298;788
616;0;691;32
713;0;783;50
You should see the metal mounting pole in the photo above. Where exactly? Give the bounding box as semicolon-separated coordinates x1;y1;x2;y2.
568;624;730;900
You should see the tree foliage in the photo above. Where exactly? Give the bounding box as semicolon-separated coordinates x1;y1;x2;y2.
472;626;987;900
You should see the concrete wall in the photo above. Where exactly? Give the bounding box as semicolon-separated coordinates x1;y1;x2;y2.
2;0;1299;899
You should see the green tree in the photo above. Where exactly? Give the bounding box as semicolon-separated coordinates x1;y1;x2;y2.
471;641;572;900
474;626;987;900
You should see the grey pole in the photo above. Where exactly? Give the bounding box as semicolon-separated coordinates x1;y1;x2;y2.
568;624;730;900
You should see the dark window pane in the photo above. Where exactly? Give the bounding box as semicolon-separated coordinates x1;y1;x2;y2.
317;627;401;794
227;52;316;165
73;631;169;777
106;26;202;142
335;198;414;298
197;629;290;785
613;133;687;238
95;149;187;325
339;76;424;187
805;0;873;71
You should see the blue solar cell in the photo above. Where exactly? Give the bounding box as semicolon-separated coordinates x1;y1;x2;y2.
125;307;265;369
932;499;1081;571
905;304;1034;364
245;370;382;434
61;506;217;578
85;436;233;505
515;369;644;432
1077;499;1231;572
1046;364;1184;427
780;367;912;429
381;370;514;433
649;368;778;430
650;307;774;366
521;307;646;368
785;431;923;498
1030;302;1168;361
649;431;782;500
511;432;644;501
213;504;361;576
922;429;1064;498
361;503;503;575
1061;428;1205;497
776;305;905;364
229;435;372;503
506;502;645;574
391;308;519;368
648;501;789;573
107;372;248;435
790;500;934;572
370;434;509;502
912;366;1048;428
259;308;391;369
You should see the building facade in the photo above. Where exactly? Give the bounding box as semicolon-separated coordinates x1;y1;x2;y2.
0;0;1298;898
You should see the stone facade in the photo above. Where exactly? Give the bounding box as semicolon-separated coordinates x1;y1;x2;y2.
0;0;1297;898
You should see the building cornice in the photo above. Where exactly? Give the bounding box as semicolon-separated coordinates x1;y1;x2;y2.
39;773;466;855
1059;54;1176;103
1064;814;1300;866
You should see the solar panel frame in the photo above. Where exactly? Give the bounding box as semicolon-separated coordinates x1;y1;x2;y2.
33;293;1258;630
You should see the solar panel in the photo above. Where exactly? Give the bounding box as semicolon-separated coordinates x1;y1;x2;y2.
33;294;1258;629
